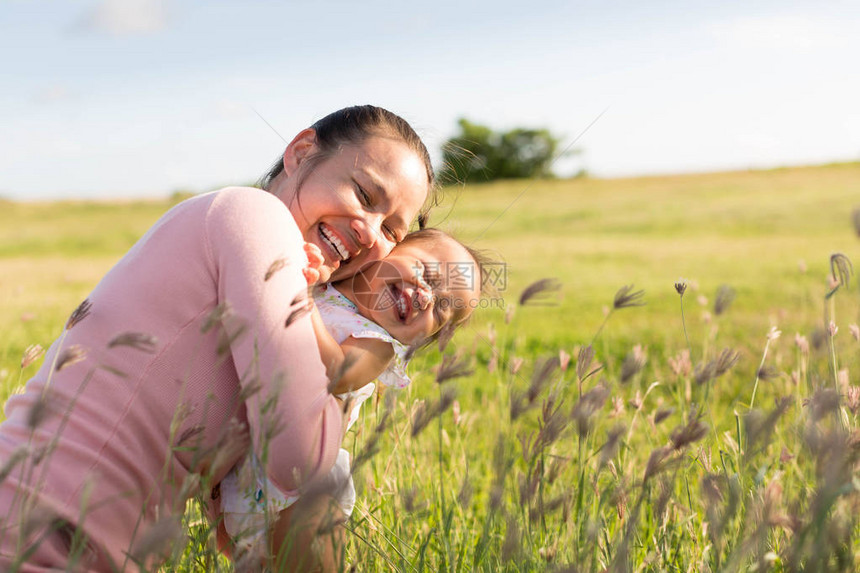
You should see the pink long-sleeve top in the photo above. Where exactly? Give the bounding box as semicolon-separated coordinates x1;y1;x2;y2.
0;187;342;570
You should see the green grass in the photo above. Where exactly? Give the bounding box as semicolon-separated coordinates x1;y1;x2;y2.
2;163;860;571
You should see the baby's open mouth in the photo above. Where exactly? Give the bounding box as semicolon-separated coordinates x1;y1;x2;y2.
391;284;410;322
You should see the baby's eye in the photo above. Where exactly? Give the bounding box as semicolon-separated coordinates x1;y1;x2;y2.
422;266;443;288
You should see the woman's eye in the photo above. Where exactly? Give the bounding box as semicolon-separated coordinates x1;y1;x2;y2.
382;225;397;242
355;184;371;206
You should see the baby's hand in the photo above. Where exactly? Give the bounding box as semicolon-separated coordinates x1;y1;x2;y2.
303;242;325;285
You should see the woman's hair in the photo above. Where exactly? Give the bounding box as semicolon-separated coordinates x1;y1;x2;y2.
260;105;439;225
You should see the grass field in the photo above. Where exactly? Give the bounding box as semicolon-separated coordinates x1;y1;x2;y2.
2;164;860;571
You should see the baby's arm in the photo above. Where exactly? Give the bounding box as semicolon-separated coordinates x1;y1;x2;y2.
309;304;395;394
303;243;395;393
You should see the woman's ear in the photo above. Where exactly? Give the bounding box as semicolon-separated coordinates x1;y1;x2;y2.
282;128;318;176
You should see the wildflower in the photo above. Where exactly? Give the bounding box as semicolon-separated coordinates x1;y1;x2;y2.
518;278;561;306
697;295;708;307
108;332;159;353
713;285;735;316
674;279;687;296
828;321;838;337
610;396;625;417
794;333;809;354
850;324;860;341
56;345;87;372
65;298;92;330
779;446;794;463
558;349;571;372
487;352;498;374
628;390;643;410
837;368;850;393
510;356;524;375
767;326;781;341
613;284;646;309
21;344;44;369
846;386;860;416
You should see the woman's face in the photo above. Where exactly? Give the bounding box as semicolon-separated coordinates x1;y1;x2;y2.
276;131;429;282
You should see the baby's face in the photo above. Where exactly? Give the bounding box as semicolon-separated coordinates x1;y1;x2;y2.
347;237;481;345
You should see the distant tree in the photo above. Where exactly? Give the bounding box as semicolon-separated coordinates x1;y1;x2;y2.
439;118;565;184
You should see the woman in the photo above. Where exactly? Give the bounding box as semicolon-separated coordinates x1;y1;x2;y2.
0;105;434;571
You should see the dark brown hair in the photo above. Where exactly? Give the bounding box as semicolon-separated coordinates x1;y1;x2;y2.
259;105;439;224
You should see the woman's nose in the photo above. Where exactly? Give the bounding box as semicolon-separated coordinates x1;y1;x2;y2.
352;214;385;250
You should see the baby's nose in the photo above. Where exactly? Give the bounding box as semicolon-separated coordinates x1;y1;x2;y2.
414;285;433;311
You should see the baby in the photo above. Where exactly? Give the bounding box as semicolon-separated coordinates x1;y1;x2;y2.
219;228;488;559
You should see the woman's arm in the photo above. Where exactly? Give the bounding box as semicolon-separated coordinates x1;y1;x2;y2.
204;187;343;493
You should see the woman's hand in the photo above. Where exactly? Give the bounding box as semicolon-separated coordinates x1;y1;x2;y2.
303;242;327;285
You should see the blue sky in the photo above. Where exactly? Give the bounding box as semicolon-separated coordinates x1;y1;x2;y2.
1;0;858;200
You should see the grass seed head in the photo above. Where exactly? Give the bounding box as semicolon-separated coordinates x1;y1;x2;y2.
620;344;647;383
107;332;159;353
670;410;708;450
713;284;736;315
576;345;596;383
571;383;610;437
518;278;562;306
55;344;87;372
435;351;474;384
65;298;92;330
20;344;44;369
129;515;185;568
264;257;287;281
613;284;646;309
654;407;674;425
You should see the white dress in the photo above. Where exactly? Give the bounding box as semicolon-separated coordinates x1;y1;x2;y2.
219;284;411;556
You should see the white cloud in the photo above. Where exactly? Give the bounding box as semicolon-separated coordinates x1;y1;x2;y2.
81;0;168;36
